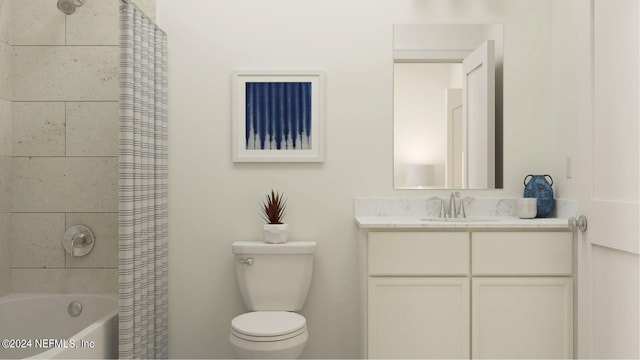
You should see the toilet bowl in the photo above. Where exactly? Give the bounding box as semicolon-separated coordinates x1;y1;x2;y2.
229;241;316;359
229;311;308;359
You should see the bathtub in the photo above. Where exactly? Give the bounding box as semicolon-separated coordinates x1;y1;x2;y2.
0;293;118;359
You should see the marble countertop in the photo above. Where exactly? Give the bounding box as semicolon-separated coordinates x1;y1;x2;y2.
355;216;571;230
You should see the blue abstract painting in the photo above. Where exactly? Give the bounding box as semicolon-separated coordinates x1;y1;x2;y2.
245;82;312;150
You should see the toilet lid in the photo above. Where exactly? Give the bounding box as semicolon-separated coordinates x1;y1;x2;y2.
231;311;306;337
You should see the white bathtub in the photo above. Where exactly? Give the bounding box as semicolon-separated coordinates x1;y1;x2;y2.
0;293;118;359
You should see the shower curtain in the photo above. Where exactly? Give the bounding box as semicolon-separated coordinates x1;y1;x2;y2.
118;2;168;359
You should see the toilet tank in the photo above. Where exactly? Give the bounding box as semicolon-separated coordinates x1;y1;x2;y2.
232;241;316;311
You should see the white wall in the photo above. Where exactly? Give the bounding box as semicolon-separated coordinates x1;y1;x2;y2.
551;0;590;200
157;0;553;357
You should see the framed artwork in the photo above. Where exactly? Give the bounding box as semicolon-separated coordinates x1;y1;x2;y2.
232;71;325;162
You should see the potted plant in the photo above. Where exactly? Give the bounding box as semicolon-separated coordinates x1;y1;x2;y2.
261;190;288;243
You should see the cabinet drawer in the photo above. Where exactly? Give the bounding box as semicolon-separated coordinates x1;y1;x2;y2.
369;232;469;275
472;232;572;275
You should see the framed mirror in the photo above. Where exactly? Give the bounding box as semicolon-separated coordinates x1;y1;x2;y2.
393;24;503;189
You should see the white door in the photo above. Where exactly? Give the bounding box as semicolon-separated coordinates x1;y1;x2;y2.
576;0;639;358
446;88;463;188
462;40;495;189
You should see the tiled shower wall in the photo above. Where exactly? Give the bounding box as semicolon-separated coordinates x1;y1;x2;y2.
3;0;155;294
0;0;12;296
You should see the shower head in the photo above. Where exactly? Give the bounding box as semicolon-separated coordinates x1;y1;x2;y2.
57;0;85;15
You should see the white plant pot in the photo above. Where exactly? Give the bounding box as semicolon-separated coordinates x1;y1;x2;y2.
263;223;289;244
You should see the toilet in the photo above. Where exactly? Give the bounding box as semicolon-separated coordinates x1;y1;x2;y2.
229;241;316;359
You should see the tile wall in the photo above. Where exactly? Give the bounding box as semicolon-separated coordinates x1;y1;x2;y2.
0;0;13;296
4;0;155;294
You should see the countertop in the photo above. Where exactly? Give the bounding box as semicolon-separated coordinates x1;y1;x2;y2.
355;216;571;230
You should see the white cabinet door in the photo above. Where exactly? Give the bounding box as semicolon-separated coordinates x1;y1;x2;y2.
368;277;470;359
472;277;573;359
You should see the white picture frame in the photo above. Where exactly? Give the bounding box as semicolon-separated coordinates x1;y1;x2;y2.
232;71;325;162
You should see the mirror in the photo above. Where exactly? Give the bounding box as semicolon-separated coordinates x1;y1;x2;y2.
393;24;503;189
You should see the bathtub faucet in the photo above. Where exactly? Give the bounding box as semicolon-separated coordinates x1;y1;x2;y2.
70;232;91;257
63;225;95;257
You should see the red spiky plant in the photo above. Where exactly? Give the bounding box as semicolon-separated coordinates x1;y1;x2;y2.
261;190;287;224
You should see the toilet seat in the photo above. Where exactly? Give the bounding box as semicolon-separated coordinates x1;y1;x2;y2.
231;311;307;342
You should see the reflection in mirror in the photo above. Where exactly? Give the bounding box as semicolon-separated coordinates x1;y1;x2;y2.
393;24;503;190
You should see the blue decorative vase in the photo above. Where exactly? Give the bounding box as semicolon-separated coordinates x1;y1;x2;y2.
523;175;554;218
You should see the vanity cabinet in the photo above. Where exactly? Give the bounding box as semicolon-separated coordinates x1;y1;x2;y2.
363;230;573;359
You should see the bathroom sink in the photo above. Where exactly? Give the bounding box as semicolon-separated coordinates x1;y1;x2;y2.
421;217;499;223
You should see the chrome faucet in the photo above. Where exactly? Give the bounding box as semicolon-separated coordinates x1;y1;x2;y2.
448;192;459;218
428;192;474;218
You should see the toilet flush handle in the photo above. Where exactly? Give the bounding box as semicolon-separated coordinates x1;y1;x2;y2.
238;258;253;265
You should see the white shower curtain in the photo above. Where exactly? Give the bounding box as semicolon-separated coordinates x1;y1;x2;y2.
119;2;168;359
